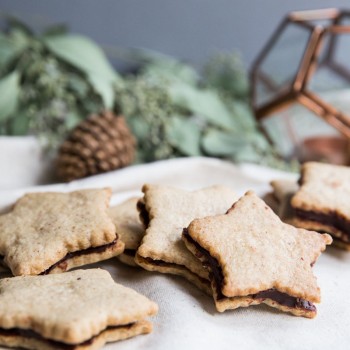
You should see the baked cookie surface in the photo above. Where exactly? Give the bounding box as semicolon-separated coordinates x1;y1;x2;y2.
0;188;124;276
270;179;299;204
109;197;144;266
291;162;350;248
0;269;158;350
135;184;238;294
183;191;332;318
269;179;298;224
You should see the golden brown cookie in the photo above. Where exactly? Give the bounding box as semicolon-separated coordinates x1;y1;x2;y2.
135;184;238;295
0;269;158;350
261;192;280;214
270;179;299;224
109;198;144;267
0;188;124;276
291;162;350;250
183;191;332;318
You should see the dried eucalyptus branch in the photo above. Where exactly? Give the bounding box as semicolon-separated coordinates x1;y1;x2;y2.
0;17;296;170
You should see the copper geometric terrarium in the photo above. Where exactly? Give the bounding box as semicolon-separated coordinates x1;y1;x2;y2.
250;8;350;163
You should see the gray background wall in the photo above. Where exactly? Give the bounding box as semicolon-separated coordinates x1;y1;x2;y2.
0;0;349;69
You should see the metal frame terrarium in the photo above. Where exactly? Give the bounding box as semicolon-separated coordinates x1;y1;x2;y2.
250;8;350;164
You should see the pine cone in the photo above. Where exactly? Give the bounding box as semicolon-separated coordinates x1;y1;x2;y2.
56;111;136;182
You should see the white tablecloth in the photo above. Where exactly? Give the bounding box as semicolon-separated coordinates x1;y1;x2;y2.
0;157;348;350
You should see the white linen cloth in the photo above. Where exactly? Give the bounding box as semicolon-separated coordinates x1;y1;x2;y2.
0;157;348;350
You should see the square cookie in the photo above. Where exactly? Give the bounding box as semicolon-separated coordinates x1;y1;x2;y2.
0;269;158;350
109;197;144;267
291;162;350;250
0;188;124;276
136;184;238;295
183;191;332;318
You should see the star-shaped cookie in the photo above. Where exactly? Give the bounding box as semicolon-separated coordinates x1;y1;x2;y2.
135;184;238;295
291;162;350;250
0;269;158;350
183;191;332;318
109;197;144;267
0;188;124;276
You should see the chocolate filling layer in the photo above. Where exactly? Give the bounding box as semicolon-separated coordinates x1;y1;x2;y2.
137;201;210;287
141;256;210;286
0;255;7;271
295;209;350;242
137;201;150;227
123;249;136;257
41;237;119;275
0;324;133;350
182;229;315;312
253;289;315;311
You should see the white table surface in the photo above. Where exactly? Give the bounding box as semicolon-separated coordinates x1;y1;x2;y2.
0;157;347;350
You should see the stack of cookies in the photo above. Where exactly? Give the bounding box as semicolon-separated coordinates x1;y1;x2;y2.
129;184;330;319
0;164;337;349
269;162;350;250
0;188;158;350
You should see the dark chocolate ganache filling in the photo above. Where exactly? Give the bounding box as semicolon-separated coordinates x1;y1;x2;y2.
137;202;210;287
137;200;150;227
0;324;133;350
123;249;136;257
0;255;7;270
295;209;350;242
141;256;210;286
182;229;224;298
182;229;316;312
253;289;315;311
40;237;119;275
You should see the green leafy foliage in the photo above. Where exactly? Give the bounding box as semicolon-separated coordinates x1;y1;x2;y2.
9;109;30;135
44;35;120;82
166;116;201;156
88;73;115;108
0;17;294;170
203;51;249;99
118;48;199;86
0;18;112;151
0;71;20;121
115;77;177;162
116;50;293;170
202;129;246;156
44;35;123;108
168;82;236;130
